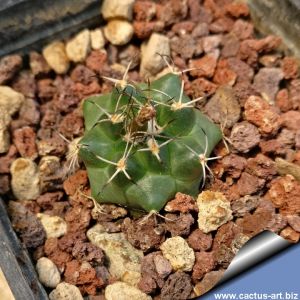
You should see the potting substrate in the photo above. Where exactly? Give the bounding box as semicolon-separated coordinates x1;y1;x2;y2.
0;0;300;299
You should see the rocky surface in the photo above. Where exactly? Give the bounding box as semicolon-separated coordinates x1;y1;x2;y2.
1;0;300;299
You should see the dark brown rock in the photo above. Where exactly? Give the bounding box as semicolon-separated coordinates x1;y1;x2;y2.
0;55;22;84
161;271;193;300
230;121;261;153
187;229;213;251
8;201;46;248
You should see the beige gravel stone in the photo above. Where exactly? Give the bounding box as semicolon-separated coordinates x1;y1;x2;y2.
87;224;143;287
0;86;24;116
36;257;61;288
105;282;152;300
42;41;69;74
37;213;67;238
160;236;195;272
104;20;134;46
49;282;83;300
10;158;40;200
101;0;135;20
66;29;91;62
140;33;170;78
197;191;233;233
90;28;105;50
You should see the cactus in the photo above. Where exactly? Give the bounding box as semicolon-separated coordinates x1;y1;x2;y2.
78;71;222;212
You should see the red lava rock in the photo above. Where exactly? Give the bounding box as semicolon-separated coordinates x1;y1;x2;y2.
236;172;265;196
209;17;234;33
287;215;300;232
187;229;213;251
231;20;253;40
164;192;197;213
8;201;46;248
63;170;88;196
209;178;240;202
122;216;165;251
252;68;283;103
139;252;165;293
17;98;40;126
0;175;10;194
189;0;212;22
280;226;300;243
265;175;300;215
190;77;217;98
191;22;209;38
154;254;172;279
133;1;156;21
164;213;194;237
213;243;234;268
156;0;188;26
65;206;91;233
190;52;218;78
221;34;240;58
231;195;260;217
13;126;38;159
277;128;295;148
266;214;288;233
230;121;260;153
0;54;22;84
74;81;101;99
227;57;254;83
36;191;64;209
276;89;293;112
0;145;17;173
237;210;274;238
29;51;50;76
221;154;247;179
279;110;300;131
72;240;104;265
70;64;96;85
58;231;86;253
170;35;197;59
246;154;277;180
12;71;36;98
64;260;104;295
213;63;237;86
44;237;72;270
58;111;84;140
161;271;193;300
225;2;249;18
134;21;161;40
213;222;243;249
85;50;108;74
205;85;240;128
239;36;281;66
194;270;224;296
201;35;222;53
259;139;285;155
53;78;81;113
37;79;57;102
37;133;67;156
192;252;215;281
244;96;280;135
138;275;157;294
289;79;300;109
172;21;196;34
281;57;299;79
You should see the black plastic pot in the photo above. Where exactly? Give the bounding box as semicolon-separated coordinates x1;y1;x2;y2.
0;0;102;57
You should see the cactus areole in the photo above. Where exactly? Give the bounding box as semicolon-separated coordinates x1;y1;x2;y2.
79;73;222;212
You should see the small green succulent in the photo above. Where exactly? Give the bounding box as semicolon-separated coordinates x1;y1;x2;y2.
78;69;222;213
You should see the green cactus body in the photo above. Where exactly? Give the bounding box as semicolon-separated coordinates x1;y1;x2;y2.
79;73;222;212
